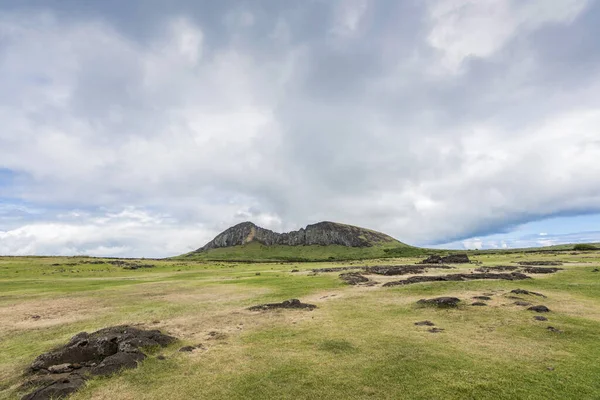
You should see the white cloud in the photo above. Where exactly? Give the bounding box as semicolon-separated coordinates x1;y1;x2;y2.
426;0;589;73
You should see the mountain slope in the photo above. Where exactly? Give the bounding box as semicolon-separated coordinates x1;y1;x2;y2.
181;221;416;261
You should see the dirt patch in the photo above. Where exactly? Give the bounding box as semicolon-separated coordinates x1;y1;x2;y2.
366;264;453;276
22;326;176;400
528;305;551;313
517;261;563;266
474;266;519;272
510;289;546;298
420;254;470;264
339;272;371;285
383;272;530;287
248;299;317;311
417;297;461;308
521;267;563;274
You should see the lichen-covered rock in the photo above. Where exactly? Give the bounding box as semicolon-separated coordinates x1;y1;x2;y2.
196;221;397;251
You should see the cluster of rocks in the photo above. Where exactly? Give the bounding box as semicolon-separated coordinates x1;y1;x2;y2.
517;261;563;266
248;299;317;311
420;254;470;264
365;264;453;276
521;267;563;274
21;326;176;400
382;272;530;287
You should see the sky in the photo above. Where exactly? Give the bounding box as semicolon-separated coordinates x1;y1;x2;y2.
1;0;600;257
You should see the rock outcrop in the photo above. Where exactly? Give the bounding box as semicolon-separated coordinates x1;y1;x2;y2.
197;221;398;251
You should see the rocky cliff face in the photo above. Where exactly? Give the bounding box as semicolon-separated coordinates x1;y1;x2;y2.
198;221;397;251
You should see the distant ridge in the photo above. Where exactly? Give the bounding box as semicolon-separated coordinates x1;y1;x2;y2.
196;221;399;251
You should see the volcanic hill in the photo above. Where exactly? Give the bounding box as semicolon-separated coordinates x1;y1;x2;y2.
181;221;416;261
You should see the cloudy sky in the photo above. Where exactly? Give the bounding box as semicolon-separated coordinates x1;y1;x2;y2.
1;0;600;257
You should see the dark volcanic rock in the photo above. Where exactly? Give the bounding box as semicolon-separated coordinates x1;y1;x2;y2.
90;351;146;376
23;326;176;400
22;375;86;400
510;289;546;298
339;272;370;285
593;268;599;272
312;266;365;273
547;326;562;333
471;302;487;306
528;305;551;313
474;266;519;273
534;316;548;321
383;272;530;287
521;267;563;274
517;261;563;266
414;320;436;326
420;254;470;264
248;299;317;311
472;296;492;300
179;346;196;352
417;297;461;308
197;221;397;251
366;264;452;276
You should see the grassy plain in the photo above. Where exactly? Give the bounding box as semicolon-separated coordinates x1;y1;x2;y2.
1;251;600;399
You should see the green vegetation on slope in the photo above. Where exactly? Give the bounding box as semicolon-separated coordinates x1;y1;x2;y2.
178;240;426;262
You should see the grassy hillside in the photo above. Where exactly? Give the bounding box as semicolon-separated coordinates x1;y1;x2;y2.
178;240;429;262
1;252;600;399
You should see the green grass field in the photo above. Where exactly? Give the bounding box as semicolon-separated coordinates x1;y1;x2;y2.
1;251;600;399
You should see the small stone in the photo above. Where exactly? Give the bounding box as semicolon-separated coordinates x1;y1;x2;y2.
255;272;261;276
514;301;532;306
472;296;492;300
48;363;73;374
427;327;445;333
414;320;435;326
31;315;41;320
291;269;299;273
533;316;548;321
528;305;550;313
157;355;166;360
179;346;196;352
547;326;562;333
547;366;555;371
471;302;487;306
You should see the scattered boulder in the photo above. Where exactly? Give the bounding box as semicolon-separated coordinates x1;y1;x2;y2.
179;346;196;352
414;321;435;326
417;297;461;308
383;272;530;287
421;254;470;264
22;326;176;400
517;261;563;266
472;296;492;300
547;326;562;333
528;305;551;313
156;355;166;360
471;302;487;306
514;301;532;306
339;272;370;285
510;289;546;298
207;331;228;340
534;316;548;321
474;266;519;272
592;269;599;273
248;299;317;311
366;264;452;276
521;267;563;274
291;269;299;273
